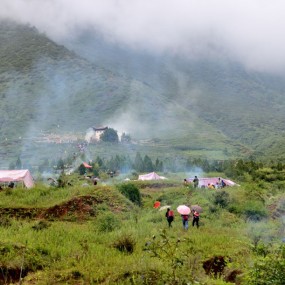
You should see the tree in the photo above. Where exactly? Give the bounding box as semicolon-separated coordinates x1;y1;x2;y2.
133;152;144;172
100;128;119;143
117;183;142;206
121;132;131;143
15;157;22;169
143;155;154;172
56;158;65;170
78;164;86;175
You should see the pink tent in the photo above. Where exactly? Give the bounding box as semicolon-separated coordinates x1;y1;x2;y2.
0;170;34;188
83;162;92;168
187;177;238;188
138;172;166;181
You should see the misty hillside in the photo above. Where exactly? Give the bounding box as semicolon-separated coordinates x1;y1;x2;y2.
66;32;285;158
0;21;240;167
1;21;285;167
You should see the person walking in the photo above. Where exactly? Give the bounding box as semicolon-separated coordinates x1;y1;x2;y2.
181;214;189;230
192;210;200;228
165;208;174;228
193;176;199;188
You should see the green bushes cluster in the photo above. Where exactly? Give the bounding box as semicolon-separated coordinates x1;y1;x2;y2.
97;212;121;232
117;183;142;206
246;244;285;285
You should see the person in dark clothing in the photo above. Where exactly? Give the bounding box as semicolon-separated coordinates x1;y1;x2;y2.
193;176;199;188
165;208;174;228
8;182;14;188
192;210;200;228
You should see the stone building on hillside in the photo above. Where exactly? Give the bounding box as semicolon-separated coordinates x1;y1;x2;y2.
85;126;108;143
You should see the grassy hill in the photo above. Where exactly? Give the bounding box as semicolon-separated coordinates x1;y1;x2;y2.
1;20;285;169
0;173;284;284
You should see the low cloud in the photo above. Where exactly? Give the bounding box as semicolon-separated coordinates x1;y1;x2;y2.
1;0;285;74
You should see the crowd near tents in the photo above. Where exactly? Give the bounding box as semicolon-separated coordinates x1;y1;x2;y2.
187;177;238;188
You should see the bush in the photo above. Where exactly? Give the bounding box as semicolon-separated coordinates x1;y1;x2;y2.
97;212;120;232
117;183;142;206
246;244;285;285
243;201;268;221
229;199;268;221
213;190;230;208
112;234;136;254
0;217;12;227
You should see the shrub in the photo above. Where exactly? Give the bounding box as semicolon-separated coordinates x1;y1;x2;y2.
112;234;136;254
229;200;268;221
32;220;50;231
0;217;12;227
246;244;285;285
97;212;120;232
213;190;230;208
117;183;142;206
243;201;268;221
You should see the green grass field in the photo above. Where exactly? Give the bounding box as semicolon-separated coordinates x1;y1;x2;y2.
0;173;284;284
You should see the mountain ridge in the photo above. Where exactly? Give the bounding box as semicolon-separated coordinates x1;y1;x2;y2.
0;21;285;168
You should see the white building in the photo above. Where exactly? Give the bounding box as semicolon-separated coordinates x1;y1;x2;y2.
85;126;108;143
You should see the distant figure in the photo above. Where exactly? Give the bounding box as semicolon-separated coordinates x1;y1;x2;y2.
221;180;227;188
181;214;189;230
8;182;14;188
217;177;223;188
193;176;199;188
93;179;97;186
208;183;215;189
192;210;200;228
184;178;189;187
165;208;174;228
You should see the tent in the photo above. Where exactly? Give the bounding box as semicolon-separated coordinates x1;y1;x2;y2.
0;170;34;188
82;162;92;168
187;177;238;188
138;172;166;181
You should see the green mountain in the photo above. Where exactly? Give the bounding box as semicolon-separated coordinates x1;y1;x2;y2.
0;21;285;168
66;31;285;158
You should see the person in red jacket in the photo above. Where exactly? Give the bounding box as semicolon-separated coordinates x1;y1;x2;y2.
192;210;200;228
165;208;174;228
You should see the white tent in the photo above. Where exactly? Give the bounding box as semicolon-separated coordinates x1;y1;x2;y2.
0;170;34;188
138;172;166;181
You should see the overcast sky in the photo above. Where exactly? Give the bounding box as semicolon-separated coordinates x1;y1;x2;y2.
1;0;285;75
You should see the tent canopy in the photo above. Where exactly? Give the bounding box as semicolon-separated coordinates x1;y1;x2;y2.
138;172;166;181
187;177;238;187
0;170;34;188
82;162;92;168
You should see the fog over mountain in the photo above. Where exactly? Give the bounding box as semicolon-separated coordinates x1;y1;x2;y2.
1;1;285;169
1;0;285;76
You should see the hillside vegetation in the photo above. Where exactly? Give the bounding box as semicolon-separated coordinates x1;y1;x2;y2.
0;170;284;284
0;21;244;168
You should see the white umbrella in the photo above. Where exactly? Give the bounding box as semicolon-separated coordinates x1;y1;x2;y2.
159;205;171;211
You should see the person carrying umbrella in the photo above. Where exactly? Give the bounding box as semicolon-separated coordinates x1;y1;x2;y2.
181;214;189;230
177;205;191;230
165;208;174;228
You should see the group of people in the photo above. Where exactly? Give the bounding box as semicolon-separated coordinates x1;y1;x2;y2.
207;178;227;189
184;176;227;189
184;176;199;188
165;208;200;230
